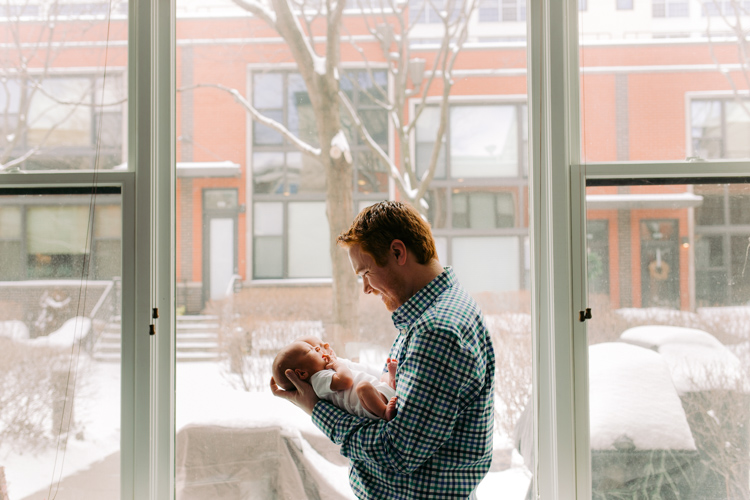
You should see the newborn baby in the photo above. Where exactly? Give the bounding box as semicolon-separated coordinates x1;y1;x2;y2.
272;336;398;420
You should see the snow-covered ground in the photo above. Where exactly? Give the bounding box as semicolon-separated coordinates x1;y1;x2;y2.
1;357;531;500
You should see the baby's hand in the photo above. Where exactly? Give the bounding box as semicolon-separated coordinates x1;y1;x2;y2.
325;358;342;371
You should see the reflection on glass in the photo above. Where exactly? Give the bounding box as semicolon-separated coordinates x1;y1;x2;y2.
287;202;331;278
0;193;121;500
586;182;750;500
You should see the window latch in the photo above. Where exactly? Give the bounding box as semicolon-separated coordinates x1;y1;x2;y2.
578;308;592;322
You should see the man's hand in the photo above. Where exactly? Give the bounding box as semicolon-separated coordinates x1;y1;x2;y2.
270;369;320;415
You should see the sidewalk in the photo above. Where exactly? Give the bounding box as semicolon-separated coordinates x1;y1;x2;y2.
19;452;119;500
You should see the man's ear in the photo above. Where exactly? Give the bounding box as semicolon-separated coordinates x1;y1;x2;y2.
391;239;408;265
295;368;309;380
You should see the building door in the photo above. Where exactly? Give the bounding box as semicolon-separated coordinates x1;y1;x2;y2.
640;219;680;309
202;189;239;303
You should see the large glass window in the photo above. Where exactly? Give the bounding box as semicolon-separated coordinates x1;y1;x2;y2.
0;191;122;500
586;181;750;500
175;1;532;498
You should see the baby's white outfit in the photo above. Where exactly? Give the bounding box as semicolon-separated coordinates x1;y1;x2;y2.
310;358;396;419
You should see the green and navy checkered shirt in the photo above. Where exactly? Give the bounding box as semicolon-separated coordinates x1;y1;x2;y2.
313;267;495;499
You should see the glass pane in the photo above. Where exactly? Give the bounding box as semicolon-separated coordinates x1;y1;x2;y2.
0;192;121;500
287;202;331;278
1;12;126;174
579;6;750;162
289;152;326;194
254;236;283;278
356;151;388;194
176;0;531;497
586;181;750;500
204;189;238;210
452;237;520;292
253;152;285;194
451;105;518;178
415;107;447;179
253;203;283;236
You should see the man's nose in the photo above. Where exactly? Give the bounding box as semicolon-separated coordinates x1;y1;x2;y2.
362;276;372;294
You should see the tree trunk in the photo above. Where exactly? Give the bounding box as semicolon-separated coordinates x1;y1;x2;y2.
314;77;359;352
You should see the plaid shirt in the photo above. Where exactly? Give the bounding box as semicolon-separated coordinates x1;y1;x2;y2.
313;267;495;499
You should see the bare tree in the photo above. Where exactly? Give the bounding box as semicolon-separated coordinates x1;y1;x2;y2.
200;0;478;345
0;0;126;172
701;0;750;116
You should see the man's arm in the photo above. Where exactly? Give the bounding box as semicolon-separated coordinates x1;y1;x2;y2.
313;326;484;474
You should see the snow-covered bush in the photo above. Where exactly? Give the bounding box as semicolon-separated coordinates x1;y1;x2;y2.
0;338;69;452
485;313;532;440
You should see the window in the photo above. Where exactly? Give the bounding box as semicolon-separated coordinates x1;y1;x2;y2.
1;74;125;171
251;70;388;279
408;0;462;23
691;97;750;159
479;0;526;22
617;0;634;9
416;103;528;292
703;0;750;15
652;0;689;17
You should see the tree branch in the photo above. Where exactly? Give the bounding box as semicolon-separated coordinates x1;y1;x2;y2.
180;83;321;158
231;0;278;27
339;89;414;197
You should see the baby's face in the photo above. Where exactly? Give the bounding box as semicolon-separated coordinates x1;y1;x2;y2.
291;340;330;374
298;336;336;357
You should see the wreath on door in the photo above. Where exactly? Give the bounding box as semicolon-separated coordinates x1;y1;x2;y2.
648;260;670;281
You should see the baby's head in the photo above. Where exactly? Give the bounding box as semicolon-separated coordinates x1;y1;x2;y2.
272;340;330;391
297;335;335;357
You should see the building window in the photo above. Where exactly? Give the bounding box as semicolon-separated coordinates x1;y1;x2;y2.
617;0;634;10
479;0;526;22
691;97;750;159
586;220;610;296
0;196;121;281
652;0;689;17
409;0;462;23
416;102;528;292
1;74;125;171
251;70;389;280
703;0;750;15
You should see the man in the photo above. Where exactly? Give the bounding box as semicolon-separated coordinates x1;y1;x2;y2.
270;201;495;499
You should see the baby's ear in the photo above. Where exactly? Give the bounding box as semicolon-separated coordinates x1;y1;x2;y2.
295;368;309;380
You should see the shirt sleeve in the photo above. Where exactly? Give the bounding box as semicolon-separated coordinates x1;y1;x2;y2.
310;369;336;399
312;323;483;474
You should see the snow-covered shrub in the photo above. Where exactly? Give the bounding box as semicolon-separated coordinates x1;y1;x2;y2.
0;338;69;452
486;313;532;440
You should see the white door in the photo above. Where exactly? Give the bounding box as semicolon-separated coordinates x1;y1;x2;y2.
209;218;234;300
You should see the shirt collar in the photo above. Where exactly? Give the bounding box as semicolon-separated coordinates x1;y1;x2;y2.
391;267;456;330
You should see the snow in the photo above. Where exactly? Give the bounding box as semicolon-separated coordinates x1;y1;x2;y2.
589;343;696;451
313;55;326;76
329;129;352;163
0;320;29;340
3;358;530;500
620;325;748;394
26;317;91;347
